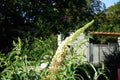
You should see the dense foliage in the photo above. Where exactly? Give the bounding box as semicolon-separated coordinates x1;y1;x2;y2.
0;35;58;79
0;0;105;53
0;0;120;79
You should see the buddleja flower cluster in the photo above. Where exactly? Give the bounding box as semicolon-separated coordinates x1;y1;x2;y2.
48;20;94;74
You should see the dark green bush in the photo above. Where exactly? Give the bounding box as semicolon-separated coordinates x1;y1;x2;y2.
104;49;120;80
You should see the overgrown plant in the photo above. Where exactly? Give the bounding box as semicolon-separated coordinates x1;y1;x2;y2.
46;20;108;80
0;20;109;80
0;36;57;80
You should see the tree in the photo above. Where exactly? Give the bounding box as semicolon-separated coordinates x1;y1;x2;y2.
89;1;120;43
0;0;105;53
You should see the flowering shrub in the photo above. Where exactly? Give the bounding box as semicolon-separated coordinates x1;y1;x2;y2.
0;20;109;80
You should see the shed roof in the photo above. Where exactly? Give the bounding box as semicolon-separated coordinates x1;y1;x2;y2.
89;32;120;36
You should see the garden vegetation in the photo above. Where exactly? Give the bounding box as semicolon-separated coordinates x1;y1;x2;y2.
0;0;120;80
